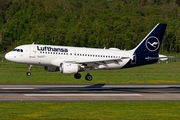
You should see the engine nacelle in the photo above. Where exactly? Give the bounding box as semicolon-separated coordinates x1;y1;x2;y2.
59;63;79;74
44;66;59;72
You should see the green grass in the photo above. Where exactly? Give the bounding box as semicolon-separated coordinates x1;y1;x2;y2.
0;101;180;120
1;60;180;119
1;60;180;84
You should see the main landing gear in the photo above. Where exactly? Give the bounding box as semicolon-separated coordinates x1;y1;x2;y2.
26;65;32;76
85;73;93;81
74;72;93;81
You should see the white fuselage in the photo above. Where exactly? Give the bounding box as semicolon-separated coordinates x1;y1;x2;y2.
5;44;133;70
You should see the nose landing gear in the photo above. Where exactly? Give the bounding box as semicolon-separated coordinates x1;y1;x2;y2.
26;65;32;76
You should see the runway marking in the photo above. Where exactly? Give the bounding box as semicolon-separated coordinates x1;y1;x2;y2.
24;94;142;97
2;88;34;90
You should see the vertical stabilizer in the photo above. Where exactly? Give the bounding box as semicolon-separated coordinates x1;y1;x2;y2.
134;23;167;55
123;23;167;68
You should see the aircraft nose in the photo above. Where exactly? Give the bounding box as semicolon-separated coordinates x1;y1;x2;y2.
5;52;15;61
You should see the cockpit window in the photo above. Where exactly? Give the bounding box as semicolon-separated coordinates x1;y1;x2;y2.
13;49;23;52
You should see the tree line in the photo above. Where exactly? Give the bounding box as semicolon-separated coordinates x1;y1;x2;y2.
0;0;180;53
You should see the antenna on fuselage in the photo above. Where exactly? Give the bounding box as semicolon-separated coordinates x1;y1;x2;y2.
32;42;34;45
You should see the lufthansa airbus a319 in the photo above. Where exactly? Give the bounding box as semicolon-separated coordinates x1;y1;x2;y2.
5;23;168;81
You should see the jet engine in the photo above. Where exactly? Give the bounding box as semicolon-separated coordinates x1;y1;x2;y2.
44;66;59;72
59;63;79;74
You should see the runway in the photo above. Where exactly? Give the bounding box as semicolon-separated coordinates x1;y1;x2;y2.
0;84;180;101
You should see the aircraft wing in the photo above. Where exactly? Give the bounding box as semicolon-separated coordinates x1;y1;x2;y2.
51;57;129;67
75;57;129;63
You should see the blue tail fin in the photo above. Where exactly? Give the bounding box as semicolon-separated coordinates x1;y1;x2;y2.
134;23;167;54
123;23;167;68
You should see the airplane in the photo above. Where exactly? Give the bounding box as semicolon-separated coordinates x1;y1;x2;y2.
5;23;167;81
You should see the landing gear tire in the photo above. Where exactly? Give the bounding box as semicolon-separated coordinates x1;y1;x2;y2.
85;74;93;81
26;72;31;76
27;65;32;76
74;73;81;79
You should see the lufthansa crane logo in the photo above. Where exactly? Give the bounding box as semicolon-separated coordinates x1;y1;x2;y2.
145;36;160;52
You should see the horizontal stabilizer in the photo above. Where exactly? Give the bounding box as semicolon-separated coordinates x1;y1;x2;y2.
145;54;173;62
145;57;163;60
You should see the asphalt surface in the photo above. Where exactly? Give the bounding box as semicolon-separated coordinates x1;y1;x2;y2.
0;84;180;101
